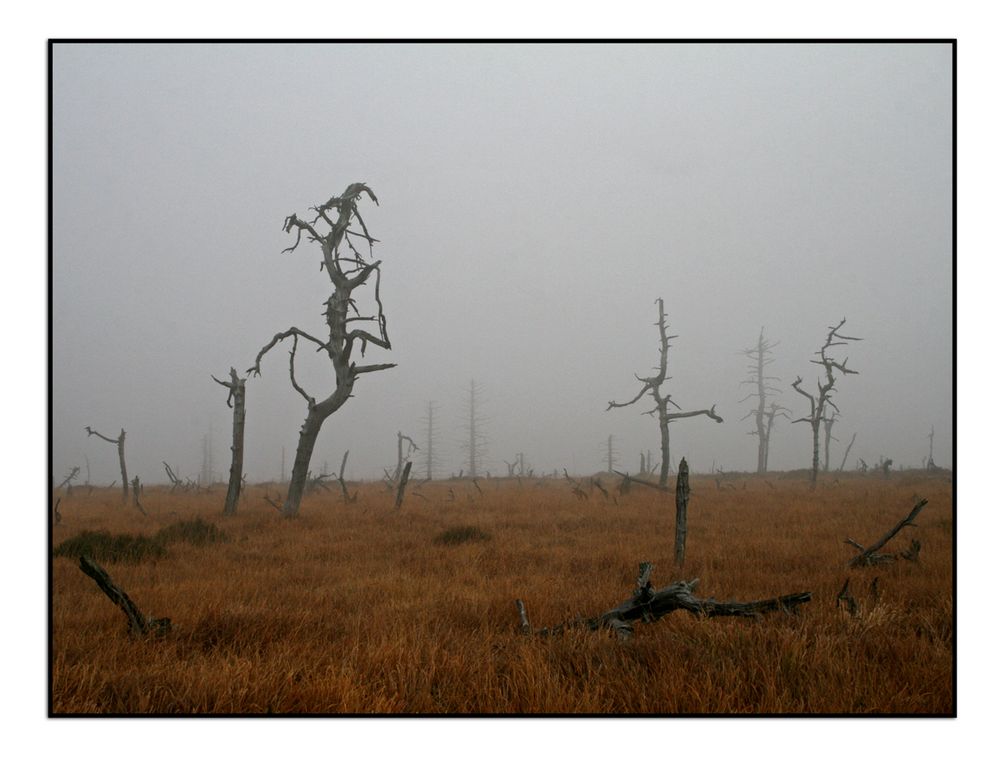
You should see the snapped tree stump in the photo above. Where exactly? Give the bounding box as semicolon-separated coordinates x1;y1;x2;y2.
846;497;928;567
515;562;811;639
78;556;170;637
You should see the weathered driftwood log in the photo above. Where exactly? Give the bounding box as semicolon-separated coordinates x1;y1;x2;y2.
846;497;928;567
516;562;811;639
78;556;170;637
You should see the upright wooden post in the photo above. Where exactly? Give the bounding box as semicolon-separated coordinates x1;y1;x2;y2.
674;457;690;567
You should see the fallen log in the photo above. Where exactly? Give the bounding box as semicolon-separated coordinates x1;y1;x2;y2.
846;497;928;567
516;562;811;639
78;556;171;637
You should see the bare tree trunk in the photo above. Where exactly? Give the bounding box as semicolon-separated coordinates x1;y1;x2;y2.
810;419;821;488
658;415;671;488
213;368;247;516
394;460;412;509
283;409;325;517
674;457;690;567
86;427;128;502
839;432;857;472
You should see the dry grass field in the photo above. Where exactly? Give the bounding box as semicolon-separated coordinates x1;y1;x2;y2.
50;470;954;714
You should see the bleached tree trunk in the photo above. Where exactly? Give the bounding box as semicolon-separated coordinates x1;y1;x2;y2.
213;367;247;516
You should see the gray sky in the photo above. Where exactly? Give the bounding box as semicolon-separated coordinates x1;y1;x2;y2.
52;42;953;483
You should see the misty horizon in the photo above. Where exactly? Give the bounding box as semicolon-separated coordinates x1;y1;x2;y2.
52;42;953;486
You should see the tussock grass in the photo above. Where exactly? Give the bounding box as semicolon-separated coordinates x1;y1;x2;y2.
433;526;491;545
53;518;228;563
51;472;953;714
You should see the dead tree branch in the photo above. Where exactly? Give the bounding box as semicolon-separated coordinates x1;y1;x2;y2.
516;562;811;640
78;556;170;637
86;426;128;502
846;497;928;567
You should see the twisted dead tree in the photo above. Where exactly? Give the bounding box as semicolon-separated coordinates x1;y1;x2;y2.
608;298;722;487
56;467;80;494
740;328;788;474
248;184;395;517
791;319;861;489
515;562;811;640
85;426;128;502
212;368;247;516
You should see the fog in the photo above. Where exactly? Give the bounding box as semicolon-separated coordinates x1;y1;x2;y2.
52;42;953;485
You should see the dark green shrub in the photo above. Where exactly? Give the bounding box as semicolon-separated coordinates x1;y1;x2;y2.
433;526;491;546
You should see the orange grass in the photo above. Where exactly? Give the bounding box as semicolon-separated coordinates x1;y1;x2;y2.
51;471;954;714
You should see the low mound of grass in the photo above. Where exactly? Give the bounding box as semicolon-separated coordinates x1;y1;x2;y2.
156;518;228;546
54;518;228;563
53;530;167;563
433;526;491;546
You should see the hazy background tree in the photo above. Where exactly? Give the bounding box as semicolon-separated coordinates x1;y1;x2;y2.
419;401;442;480
792;318;861;488
607;298;723;487
460;380;488;478
248;183;395;517
740;328;787;474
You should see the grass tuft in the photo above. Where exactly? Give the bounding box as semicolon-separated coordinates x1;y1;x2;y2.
433;525;491;545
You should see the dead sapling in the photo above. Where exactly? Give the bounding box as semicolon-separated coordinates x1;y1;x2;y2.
791;318;861;489
85;426;129;502
607;298;722;488
248;184;396;517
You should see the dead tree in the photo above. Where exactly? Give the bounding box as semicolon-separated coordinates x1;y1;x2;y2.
129;476;147;516
57;467;80;494
674;457;690;567
334;450;357;503
515;562;811;640
78;556;170;637
212;367;247;516
420;401;441;480
608;298;722;487
394;461;413;509
461;380;488;478
740;328;787;474
838;432;857;473
248;184;395;517
85;426;128;502
926;427;938;470
604;435;618;474
846;497;928;567
791;319;861;489
392;431;419;482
